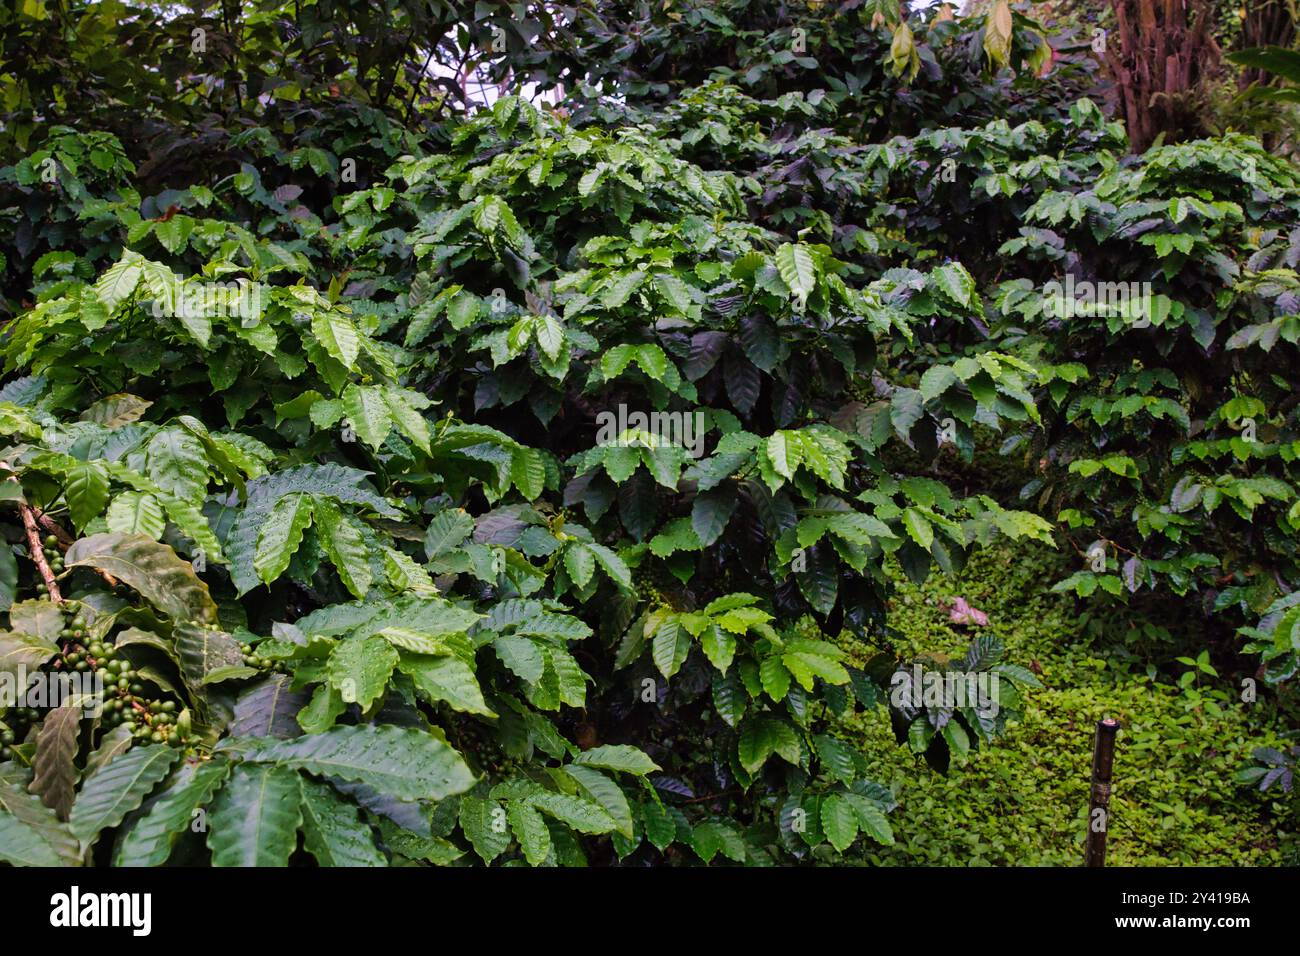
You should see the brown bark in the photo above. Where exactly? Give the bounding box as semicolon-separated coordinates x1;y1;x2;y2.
19;502;61;604
1103;0;1223;151
1238;0;1297;89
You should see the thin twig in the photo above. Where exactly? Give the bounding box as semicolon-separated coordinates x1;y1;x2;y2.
34;510;73;548
404;47;437;124
19;502;61;603
679;789;739;805
30;507;118;587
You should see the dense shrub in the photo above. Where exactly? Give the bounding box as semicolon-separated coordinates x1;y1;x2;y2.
0;0;1296;867
0;85;1059;864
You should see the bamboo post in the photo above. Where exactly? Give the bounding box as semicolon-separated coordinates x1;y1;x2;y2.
1085;717;1120;867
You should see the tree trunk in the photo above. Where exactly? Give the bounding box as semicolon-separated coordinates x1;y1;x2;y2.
1103;0;1223;151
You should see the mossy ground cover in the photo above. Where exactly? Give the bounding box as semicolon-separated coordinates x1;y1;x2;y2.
841;542;1299;866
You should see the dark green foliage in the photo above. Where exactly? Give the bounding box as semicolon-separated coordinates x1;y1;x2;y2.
0;0;1295;867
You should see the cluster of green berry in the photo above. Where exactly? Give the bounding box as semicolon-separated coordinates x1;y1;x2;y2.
0;712;36;760
54;608;194;749
33;533;63;595
632;564;666;602
239;641;285;675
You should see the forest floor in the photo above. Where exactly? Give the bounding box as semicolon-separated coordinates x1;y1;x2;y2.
840;540;1297;866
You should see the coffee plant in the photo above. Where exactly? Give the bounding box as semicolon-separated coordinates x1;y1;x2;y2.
1;0;1297;866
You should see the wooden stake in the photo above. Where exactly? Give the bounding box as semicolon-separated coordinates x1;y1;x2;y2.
1085;717;1120;867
